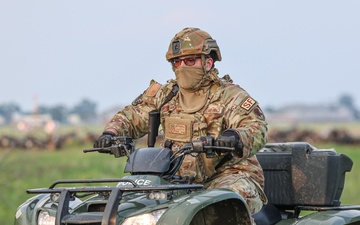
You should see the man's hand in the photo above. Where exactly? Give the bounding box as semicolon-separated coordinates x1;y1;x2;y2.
93;131;116;148
215;129;243;157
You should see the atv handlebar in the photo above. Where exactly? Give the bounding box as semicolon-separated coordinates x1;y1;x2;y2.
83;146;128;158
84;136;242;159
179;136;241;158
84;136;135;158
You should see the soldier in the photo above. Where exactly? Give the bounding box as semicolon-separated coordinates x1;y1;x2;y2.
94;27;268;214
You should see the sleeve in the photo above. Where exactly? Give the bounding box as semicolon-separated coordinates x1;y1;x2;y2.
103;79;171;138
223;85;268;158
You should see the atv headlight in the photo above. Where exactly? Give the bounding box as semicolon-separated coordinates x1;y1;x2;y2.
122;209;167;225
38;211;55;225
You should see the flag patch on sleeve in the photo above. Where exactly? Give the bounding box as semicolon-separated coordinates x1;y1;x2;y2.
146;82;161;97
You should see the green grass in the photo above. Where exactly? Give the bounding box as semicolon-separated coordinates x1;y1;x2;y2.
316;143;360;205
0;143;127;224
1;142;359;224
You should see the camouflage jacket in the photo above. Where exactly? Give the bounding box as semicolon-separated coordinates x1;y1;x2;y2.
104;71;268;187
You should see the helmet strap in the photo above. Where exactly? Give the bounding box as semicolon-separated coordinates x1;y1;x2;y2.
201;55;207;74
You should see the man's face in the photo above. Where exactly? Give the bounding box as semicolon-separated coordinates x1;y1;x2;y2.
170;55;214;72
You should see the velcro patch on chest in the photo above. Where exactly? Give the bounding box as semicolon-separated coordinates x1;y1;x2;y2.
169;123;187;135
240;96;257;111
164;117;192;142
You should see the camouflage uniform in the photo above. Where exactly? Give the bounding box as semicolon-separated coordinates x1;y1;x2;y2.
104;69;268;214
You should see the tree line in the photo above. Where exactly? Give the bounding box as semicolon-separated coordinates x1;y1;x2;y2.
0;98;97;124
1;94;359;125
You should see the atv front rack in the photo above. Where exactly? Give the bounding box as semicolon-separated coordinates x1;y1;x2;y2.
27;178;204;193
27;178;204;225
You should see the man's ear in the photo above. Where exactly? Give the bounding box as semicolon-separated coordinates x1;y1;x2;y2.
205;57;214;71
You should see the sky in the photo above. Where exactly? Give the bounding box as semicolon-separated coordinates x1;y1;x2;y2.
1;1;360;113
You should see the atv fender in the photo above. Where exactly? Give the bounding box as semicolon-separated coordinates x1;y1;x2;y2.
287;209;360;225
158;188;252;225
14;193;83;225
15;194;51;225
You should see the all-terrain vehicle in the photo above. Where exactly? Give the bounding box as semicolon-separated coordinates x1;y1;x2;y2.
14;135;360;225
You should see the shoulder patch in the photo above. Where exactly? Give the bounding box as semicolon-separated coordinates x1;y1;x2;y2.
132;94;143;106
240;96;257;111
253;106;266;120
146;82;161;97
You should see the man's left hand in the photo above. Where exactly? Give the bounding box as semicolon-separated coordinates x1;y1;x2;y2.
215;129;243;157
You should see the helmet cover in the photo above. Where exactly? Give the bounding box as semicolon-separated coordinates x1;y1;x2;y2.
166;27;222;62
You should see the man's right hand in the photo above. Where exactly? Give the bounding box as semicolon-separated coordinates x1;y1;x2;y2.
93;131;116;148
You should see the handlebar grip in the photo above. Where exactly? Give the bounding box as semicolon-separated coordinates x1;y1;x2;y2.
83;147;112;154
83;148;101;153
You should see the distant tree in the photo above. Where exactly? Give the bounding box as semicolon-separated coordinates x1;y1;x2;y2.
339;94;360;120
49;105;68;123
35;105;68;123
339;94;354;108
264;106;276;113
71;98;98;123
0;102;21;124
38;105;50;114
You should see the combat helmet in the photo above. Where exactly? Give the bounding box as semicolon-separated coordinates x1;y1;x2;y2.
166;27;222;62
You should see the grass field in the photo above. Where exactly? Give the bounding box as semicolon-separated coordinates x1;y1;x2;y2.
1;142;359;224
0;143;126;224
